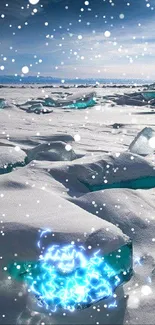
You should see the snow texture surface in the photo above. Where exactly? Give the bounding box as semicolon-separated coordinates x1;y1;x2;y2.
0;85;155;324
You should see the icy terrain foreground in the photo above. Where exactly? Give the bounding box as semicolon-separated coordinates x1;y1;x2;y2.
0;85;155;325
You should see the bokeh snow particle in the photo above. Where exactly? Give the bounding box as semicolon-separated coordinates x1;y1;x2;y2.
141;285;152;296
119;14;125;19
29;0;40;4
22;66;29;74
74;134;81;142
14;146;21;152
65;144;72;152
104;31;111;38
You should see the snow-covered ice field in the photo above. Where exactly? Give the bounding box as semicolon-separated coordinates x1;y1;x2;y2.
0;85;155;325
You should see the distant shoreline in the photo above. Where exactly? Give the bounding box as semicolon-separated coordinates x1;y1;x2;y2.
0;75;153;86
0;83;150;89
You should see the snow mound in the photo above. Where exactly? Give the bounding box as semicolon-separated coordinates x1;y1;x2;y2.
26;141;77;163
49;152;155;195
1;85;155;324
71;188;155;242
0;174;129;262
129;127;155;156
0;146;27;174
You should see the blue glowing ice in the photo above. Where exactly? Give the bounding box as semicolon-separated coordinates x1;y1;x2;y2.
8;230;132;312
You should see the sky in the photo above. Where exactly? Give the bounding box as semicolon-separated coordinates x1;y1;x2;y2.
0;0;155;80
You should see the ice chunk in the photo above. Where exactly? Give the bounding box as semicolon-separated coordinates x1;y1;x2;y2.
80;175;155;191
19;100;44;106
0;146;27;174
104;92;147;106
44;97;57;107
100;241;133;285
19;102;53;114
142;90;155;101
43;91;97;109
65;97;96;109
129;127;155;156
26;141;77;163
0;98;7;109
27;103;53;114
18;92;97;111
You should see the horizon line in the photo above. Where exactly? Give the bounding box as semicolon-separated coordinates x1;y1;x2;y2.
0;75;153;82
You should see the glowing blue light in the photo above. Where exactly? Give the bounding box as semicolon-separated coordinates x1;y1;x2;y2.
108;301;117;308
23;230;121;312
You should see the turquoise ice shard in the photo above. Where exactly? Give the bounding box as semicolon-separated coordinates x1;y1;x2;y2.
142;90;155;101
129;127;155;156
65;97;96;109
0;146;27;175
18;92;97;112
103;241;132;286
43;91;97;109
0;98;7;109
81;175;155;191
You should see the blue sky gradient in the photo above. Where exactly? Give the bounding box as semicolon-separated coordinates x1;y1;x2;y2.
0;0;155;79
